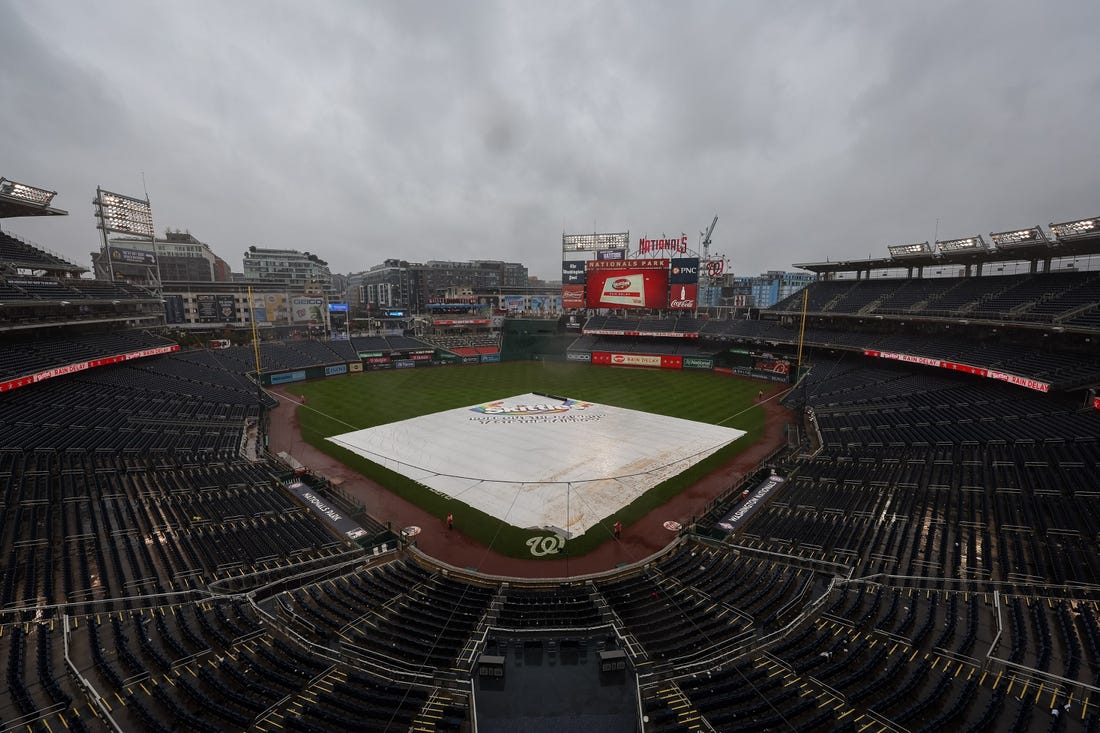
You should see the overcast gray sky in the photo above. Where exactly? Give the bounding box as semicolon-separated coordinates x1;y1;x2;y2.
2;0;1098;281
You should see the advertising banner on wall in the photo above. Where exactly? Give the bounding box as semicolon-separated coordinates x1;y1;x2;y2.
562;285;586;308
862;350;1050;393
291;297;324;322
109;246;156;266
529;295;558;313
163;294;185;324
754;358;790;377
0;345;179;394
585;260;669;309
216;294;236;322
668;284;697;310
716;474;785;534
259;292;286;322
592;352;683;369
669;258;700;283
196;294;217;322
284;480;368;540
563;260;586;284
683;356;713;370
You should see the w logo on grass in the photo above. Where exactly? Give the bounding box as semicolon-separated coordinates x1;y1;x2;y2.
526;535;566;556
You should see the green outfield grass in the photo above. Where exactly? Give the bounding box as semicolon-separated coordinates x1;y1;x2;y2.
286;361;769;559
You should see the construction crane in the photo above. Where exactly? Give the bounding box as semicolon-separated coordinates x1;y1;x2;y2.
700;215;718;259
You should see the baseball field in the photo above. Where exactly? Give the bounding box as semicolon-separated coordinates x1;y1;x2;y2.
285;361;767;558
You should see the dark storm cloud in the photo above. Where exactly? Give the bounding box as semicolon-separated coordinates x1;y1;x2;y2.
1;0;1098;280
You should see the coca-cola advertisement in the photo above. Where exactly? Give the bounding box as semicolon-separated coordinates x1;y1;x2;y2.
668;284;697;310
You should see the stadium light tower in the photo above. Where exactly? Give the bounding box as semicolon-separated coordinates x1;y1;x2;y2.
93;186;158;289
990;226;1047;250
936;235;988;254
1050;216;1100;241
887;242;934;258
0;178;57;207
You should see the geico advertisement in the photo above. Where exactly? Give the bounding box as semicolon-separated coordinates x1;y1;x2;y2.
585;268;668;309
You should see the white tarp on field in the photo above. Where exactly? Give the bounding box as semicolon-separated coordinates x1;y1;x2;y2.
328;393;745;538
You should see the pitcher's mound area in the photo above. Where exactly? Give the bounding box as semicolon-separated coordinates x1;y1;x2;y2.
328;393;746;538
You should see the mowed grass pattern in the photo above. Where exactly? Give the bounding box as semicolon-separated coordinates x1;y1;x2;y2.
287;361;767;559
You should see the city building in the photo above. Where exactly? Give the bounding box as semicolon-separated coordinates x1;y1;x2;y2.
350;259;529;316
92;230;231;284
161;280;329;334
242;246;333;293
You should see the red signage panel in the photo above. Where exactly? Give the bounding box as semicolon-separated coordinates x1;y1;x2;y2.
862;349;1049;393
562;284;585;308
638;236;688;255
585;267;669;309
0;344;180;394
592;352;683;369
669;283;697;310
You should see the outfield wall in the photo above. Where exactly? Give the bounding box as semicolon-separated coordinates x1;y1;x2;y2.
500;318;576;361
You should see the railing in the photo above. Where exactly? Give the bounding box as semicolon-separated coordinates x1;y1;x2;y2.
62;614;125;733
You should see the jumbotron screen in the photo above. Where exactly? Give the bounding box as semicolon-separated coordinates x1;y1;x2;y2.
585;259;669;309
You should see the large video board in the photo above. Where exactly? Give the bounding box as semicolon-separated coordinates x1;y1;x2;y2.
585;259;669;309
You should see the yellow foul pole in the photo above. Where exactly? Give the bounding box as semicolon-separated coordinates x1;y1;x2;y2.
795;287;809;374
248;286;263;383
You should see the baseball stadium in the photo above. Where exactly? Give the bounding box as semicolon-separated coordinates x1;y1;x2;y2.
2;176;1100;733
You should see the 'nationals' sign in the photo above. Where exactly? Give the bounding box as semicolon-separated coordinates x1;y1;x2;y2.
639;235;688;254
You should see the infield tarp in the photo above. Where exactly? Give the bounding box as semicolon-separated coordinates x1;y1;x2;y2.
328;393;746;538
